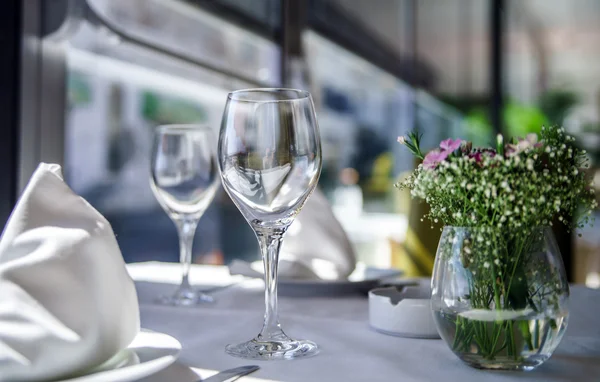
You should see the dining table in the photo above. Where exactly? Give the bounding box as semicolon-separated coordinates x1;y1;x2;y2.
130;262;600;382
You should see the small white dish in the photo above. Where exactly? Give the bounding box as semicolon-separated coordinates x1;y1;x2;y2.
369;286;440;339
57;329;181;382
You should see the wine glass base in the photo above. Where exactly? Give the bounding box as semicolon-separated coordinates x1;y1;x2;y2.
225;338;319;360
156;287;214;306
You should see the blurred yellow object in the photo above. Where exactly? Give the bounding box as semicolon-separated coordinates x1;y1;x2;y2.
390;228;435;277
366;152;393;194
394;171;412;215
390;165;441;277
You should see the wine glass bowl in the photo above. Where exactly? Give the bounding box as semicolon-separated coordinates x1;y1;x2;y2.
219;89;321;229
218;88;322;360
150;124;220;306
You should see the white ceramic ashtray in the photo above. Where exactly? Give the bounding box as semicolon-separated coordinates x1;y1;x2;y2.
369;286;440;339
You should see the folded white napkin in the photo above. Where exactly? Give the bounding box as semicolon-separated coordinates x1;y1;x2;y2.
0;163;140;381
229;188;357;280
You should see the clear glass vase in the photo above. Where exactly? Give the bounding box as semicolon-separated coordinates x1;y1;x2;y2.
431;226;569;371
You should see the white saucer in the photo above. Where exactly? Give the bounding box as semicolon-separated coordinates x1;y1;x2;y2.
57;329;181;382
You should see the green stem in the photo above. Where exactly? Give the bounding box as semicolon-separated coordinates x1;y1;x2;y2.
505;233;531;304
452;316;463;350
509;321;517;359
519;320;534;350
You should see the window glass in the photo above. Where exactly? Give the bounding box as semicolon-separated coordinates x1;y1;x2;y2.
304;30;463;267
506;0;600;286
87;0;280;85
65;4;280;264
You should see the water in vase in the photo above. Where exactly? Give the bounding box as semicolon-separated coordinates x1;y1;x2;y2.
433;309;568;371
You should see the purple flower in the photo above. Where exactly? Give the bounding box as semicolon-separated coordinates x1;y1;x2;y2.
468;151;483;163
468;149;495;165
423;149;449;169
439;138;463;153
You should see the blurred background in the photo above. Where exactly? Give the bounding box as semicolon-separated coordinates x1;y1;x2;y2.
2;0;600;286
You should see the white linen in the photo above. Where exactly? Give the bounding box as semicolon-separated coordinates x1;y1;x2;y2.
132;264;600;382
0;163;140;381
229;188;357;280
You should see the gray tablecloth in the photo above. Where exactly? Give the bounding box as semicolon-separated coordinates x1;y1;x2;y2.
131;263;600;382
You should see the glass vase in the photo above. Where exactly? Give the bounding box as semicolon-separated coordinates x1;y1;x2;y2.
431;226;569;371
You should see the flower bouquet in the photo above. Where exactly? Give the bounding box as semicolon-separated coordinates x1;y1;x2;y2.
397;126;596;370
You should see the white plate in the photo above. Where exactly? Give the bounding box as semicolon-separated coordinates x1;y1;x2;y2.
278;268;404;297
57;330;181;382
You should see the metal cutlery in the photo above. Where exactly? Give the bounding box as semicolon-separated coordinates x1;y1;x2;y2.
199;365;260;382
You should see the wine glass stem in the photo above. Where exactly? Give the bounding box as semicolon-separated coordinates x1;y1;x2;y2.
257;228;286;340
176;219;198;290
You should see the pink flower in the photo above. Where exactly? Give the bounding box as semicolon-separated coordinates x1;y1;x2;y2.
507;133;541;156
439;138;463;153
423;149;449;169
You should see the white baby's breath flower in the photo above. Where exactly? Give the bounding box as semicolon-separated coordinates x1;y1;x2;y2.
526;159;534;171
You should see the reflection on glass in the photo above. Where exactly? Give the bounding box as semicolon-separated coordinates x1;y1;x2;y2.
150;125;220;306
219;88;321;360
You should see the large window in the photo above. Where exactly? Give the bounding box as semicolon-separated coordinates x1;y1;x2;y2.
58;0;469;269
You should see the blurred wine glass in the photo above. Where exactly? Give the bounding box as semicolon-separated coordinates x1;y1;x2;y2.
150;124;219;306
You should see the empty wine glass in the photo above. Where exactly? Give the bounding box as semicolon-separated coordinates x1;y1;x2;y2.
150;124;220;306
218;88;322;360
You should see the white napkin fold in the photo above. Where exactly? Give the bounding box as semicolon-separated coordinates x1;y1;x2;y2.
0;163;140;381
229;188;356;281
